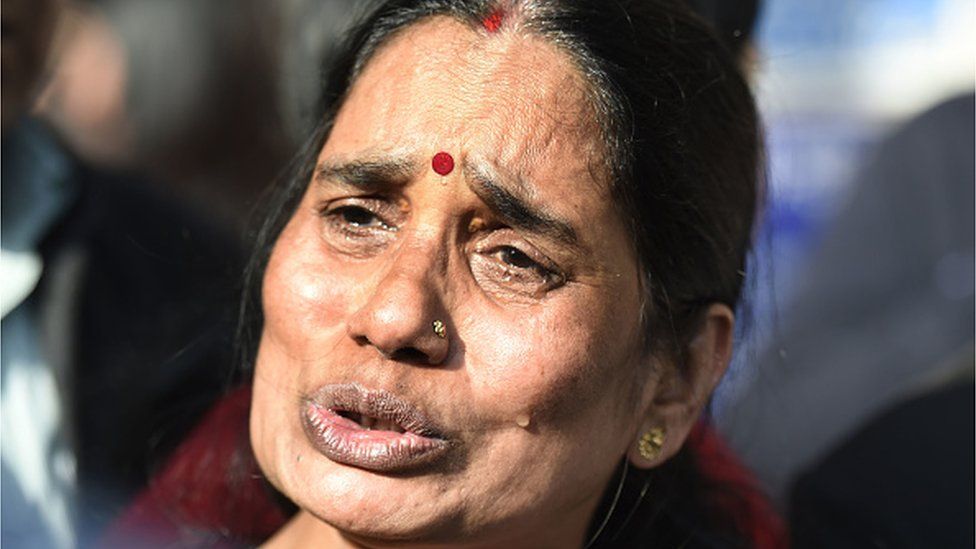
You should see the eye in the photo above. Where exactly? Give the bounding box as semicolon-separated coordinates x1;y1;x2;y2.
333;205;390;230
487;244;564;293
497;246;541;270
470;234;566;299
318;198;402;256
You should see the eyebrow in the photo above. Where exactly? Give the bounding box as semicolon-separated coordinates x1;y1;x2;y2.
315;156;418;190
463;161;581;249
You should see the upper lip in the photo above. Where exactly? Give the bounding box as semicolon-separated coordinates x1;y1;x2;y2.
304;382;446;439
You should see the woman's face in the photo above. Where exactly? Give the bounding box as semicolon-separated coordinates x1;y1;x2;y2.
252;17;653;547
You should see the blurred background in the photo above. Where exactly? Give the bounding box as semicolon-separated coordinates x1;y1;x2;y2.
7;0;364;231
2;0;973;547
717;0;974;402
714;1;974;545
7;0;972;253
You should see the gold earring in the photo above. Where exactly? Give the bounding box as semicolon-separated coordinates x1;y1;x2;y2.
638;427;666;461
432;320;447;339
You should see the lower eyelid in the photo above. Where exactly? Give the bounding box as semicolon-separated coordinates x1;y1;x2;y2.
320;216;396;256
472;253;561;291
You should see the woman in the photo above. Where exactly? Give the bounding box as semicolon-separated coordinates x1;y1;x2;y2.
110;0;781;546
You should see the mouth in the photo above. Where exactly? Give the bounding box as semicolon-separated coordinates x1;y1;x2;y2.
301;383;450;473
330;410;411;433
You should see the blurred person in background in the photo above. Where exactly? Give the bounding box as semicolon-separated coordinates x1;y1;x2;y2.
694;1;973;544
39;0;291;231
721;87;974;544
276;0;363;145
37;0;364;232
785;92;975;548
2;0;250;545
3;0;364;545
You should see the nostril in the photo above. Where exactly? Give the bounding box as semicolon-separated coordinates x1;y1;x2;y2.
390;347;429;364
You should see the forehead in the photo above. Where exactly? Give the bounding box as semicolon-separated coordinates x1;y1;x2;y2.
326;16;606;188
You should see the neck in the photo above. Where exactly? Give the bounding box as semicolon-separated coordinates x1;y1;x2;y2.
262;512;355;549
261;508;592;549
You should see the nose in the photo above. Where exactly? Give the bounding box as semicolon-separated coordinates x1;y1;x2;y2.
346;246;450;366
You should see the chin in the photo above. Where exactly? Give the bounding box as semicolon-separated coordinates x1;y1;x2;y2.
261;426;465;542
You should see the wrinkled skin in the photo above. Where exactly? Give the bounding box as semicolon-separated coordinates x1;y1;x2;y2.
252;16;733;549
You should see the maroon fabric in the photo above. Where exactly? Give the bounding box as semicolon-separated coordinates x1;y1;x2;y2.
105;385;785;547
689;422;789;549
101;385;288;547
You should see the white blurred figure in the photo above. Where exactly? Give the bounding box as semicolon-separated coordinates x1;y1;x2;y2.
3;1;80;546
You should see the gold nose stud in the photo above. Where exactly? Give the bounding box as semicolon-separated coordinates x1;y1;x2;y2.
432;320;447;339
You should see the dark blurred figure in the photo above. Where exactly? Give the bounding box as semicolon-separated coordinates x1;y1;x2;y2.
2;1;242;546
791;348;973;548
788;94;975;548
276;0;363;143
721;92;975;543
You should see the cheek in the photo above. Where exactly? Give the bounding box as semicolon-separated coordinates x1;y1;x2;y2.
261;216;354;359
447;293;643;528
253;216;364;490
250;337;289;487
460;291;640;428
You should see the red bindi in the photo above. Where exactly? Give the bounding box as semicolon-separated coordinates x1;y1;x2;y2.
431;152;454;176
482;8;504;33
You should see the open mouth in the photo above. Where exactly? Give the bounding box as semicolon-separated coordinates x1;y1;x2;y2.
334;410;408;434
300;383;449;472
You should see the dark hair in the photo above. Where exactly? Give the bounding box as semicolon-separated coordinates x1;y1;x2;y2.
238;0;763;545
686;0;762;57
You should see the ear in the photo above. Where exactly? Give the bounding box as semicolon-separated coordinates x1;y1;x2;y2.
628;304;735;468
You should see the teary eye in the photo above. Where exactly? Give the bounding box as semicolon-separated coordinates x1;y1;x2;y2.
317;198;402;258
472;240;566;297
498;246;539;270
334;206;386;228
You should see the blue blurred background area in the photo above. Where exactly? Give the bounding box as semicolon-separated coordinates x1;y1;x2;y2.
716;0;975;409
757;0;972;306
714;3;974;539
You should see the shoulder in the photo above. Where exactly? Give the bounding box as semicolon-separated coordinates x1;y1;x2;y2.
791;377;975;548
104;385;291;547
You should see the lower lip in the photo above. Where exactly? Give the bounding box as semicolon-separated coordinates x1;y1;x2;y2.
301;402;449;472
